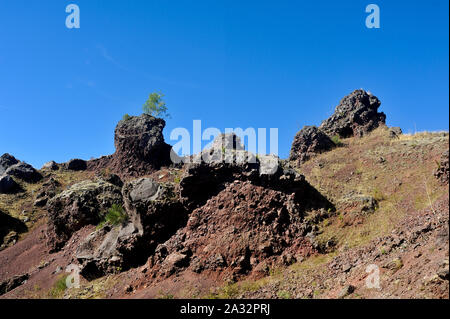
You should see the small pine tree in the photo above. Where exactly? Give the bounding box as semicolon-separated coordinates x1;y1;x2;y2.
143;92;170;118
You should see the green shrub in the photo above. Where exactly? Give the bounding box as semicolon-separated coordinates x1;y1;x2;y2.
143;92;170;118
98;204;128;228
331;135;343;146
122;114;131;121
48;275;68;298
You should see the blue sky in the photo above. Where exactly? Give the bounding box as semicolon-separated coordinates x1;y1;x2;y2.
0;0;448;168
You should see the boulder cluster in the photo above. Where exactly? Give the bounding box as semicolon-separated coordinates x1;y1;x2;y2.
289;89;389;166
0;153;42;194
41;128;333;280
4;89;446;288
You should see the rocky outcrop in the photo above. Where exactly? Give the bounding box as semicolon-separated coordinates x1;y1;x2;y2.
46;179;123;251
0;273;29;296
0;175;19;194
4;162;42;183
143;135;333;280
319;89;386;138
148;178;331;279
6;163;41;183
388;127;403;139
34;178;61;208
0;210;27;249
65;159;87;171
42;161;59;171
75;178;186;279
434;150;449;184
289;126;335;166
87;114;175;178
0;154;19;175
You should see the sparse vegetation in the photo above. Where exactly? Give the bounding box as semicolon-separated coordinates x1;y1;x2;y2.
98;204;128;229
48;275;68;299
331;135;343;147
143;92;170;118
122;114;132;121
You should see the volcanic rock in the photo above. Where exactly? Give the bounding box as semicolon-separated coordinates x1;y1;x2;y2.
149;180;322;279
113;114;174;176
319;89;386;138
434;150;449;184
388;127;403;139
65;159;87;171
42;161;59;170
0;210;27;249
75;178;187;279
0;273;29;296
0;175;19;194
46;179;123;251
34;178;61;207
289;126;335;166
0;153;19;175
5;162;42;183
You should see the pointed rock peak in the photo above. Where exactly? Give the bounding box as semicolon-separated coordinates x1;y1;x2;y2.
319;89;386;138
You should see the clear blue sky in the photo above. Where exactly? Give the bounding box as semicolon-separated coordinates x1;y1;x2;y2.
0;0;448;168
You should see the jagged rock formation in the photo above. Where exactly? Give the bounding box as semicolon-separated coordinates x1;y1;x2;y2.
320;89;386;138
41;161;59;171
87;114;175;178
46;180;123;251
34;178;61;207
76;178;186;279
47;133;331;281
289;126;335;166
5;162;42;183
0;154;19;175
435;150;449;184
141;134;333;280
149;179;330;279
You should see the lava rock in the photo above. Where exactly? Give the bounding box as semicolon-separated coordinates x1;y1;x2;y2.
0;153;19;175
319;89;386;138
0;175;19;194
289;126;335;166
113;114;174;173
46;179;123;251
434;150;449;184
42;161;59;170
388;127;403;139
0;273;29;296
65;159;87;171
5;162;42;183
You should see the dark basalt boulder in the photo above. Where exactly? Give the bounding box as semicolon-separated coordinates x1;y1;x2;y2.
289;126;335;166
5;162;42;183
46;179;123;251
0;153;19;175
0;175;19;194
113;114;174;174
65;159;87;171
319;89;386;138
